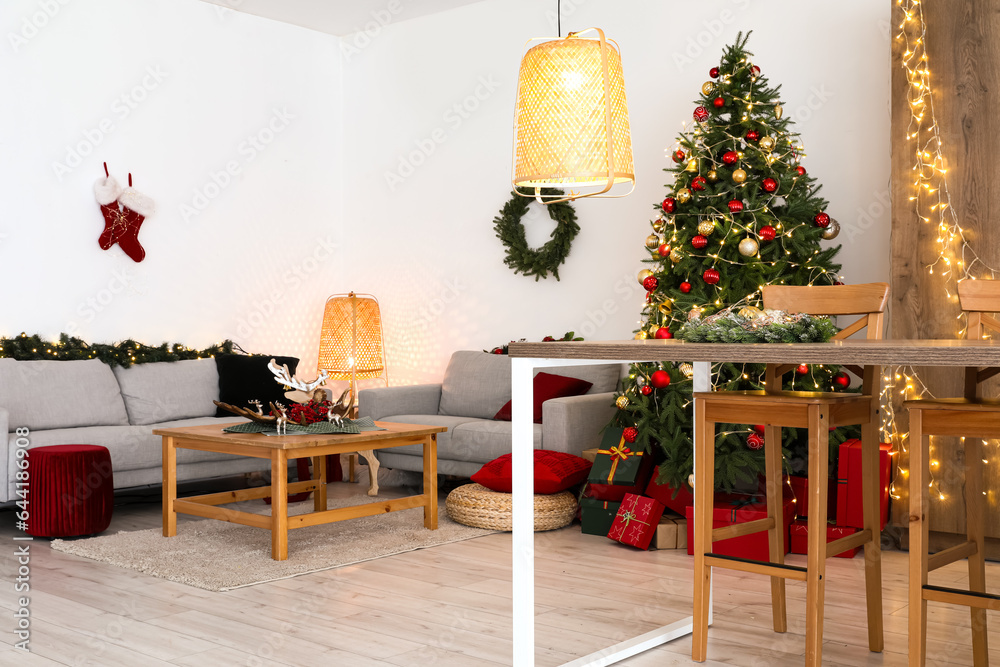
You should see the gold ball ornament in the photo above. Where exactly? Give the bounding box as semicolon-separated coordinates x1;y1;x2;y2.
697;219;716;236
669;248;684;263
738;306;764;320
732;168;747;184
676;188;692;204
702;81;715;95
774;104;783;119
820;218;841;240
638;269;653;284
635;330;648;340
651;219;664;233
685;159;698;172
645;234;661;249
759;136;775;151
679;363;694;378
706;169;718;182
615;395;629;410
738;237;760;257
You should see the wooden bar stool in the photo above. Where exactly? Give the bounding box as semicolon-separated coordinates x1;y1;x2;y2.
692;283;889;666
907;279;1000;667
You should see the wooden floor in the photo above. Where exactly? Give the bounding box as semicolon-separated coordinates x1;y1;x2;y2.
1;477;998;666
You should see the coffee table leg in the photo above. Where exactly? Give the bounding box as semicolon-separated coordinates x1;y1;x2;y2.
162;436;177;537
313;455;327;512
423;434;438;530
271;450;289;560
357;450;380;496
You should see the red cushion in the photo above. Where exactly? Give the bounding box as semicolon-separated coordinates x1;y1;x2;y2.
471;450;592;494
493;372;593;423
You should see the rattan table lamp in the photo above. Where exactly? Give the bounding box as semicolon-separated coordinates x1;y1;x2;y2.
316;292;387;413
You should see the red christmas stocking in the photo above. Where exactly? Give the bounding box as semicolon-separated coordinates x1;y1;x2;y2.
94;176;125;250
117;186;155;263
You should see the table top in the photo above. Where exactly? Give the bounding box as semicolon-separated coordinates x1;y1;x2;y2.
152;421;447;451
507;338;1000;366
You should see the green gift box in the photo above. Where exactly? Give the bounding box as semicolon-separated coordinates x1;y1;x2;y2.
587;427;649;487
580;497;621;536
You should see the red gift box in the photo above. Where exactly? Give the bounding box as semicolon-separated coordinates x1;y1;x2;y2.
685;492;796;561
784;474;837;520
836;439;893;530
608;493;665;550
789;519;859;558
645;465;693;516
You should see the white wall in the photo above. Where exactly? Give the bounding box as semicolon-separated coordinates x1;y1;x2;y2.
0;0;342;371
341;0;892;385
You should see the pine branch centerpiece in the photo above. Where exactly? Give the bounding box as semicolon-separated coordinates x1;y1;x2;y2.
678;307;838;343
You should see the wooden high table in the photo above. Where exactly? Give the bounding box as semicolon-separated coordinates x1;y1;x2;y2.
507;338;1000;666
155;421;446;561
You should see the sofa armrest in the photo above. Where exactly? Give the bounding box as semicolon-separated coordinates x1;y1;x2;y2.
541;392;616;457
359;384;443;421
0;408;9;503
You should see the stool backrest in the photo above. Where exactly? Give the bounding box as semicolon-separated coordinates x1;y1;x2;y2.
761;283;890;341
958;280;1000;340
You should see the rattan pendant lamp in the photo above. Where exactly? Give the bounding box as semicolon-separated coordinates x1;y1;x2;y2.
512;3;634;204
316;292;387;409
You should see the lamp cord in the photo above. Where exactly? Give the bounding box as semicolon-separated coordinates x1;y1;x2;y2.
557;0;561;37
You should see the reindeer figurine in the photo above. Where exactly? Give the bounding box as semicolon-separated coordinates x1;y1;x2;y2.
268;359;330;404
326;387;354;427
270;402;289;435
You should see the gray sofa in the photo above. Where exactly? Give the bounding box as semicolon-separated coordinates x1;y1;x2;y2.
359;351;622;477
1;357;265;503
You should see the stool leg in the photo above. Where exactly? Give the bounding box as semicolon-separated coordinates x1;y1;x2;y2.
764;424;787;633
805;404;829;667
692;397;715;663
965;436;989;665
860;418;885;653
907;409;928;667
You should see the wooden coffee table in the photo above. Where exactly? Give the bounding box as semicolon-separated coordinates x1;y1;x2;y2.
154;421;446;560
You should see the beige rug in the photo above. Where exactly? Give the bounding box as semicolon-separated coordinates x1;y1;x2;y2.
51;491;495;591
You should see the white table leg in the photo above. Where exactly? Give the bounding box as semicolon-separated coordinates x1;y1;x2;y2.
692;361;714;627
511;358;535;667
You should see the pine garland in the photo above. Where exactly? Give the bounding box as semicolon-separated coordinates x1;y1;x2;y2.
0;333;234;367
677;309;838;343
493;187;579;281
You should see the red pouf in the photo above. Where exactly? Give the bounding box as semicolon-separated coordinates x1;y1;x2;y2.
25;445;113;537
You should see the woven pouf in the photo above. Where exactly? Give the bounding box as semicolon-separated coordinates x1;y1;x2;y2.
25;445;114;537
445;483;577;532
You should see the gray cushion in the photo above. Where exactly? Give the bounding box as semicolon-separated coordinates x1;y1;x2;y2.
375;414;481;461
113;359;219;425
0;358;129;430
378;414;541;465
438;351;512;420
548;363;621;394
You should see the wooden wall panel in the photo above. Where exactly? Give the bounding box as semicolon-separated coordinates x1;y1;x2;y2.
890;0;1000;537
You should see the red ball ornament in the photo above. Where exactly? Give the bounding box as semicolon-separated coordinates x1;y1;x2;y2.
691;175;707;191
691;235;708;249
762;178;778;193
657;243;670;257
703;268;720;285
833;372;850;389
814;212;831;228
759;225;776;241
753;424;766;434
745;130;760;142
640;385;653;396
796;165;806;176
796;364;809;375
654;327;673;340
693;106;709;122
728;200;744;213
642;276;658;292
662;197;676;213
679;281;692;293
746;433;765;450
623;426;638;443
709;66;720;78
722;150;739;165
672;150;685;163
713;96;726;108
650;370;671;388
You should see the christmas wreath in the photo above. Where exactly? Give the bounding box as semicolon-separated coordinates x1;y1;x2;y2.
493;187;579;281
677;307;838;343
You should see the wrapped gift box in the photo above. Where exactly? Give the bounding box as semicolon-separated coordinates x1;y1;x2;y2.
645;465;693;516
685;493;796;561
652;513;687;550
785;474;837;520
789;520;859;558
580;448;600;463
586;428;652;501
580;497;621;536
836;439;893;530
608;493;665;550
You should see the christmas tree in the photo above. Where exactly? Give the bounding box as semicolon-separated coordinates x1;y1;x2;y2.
613;33;854;492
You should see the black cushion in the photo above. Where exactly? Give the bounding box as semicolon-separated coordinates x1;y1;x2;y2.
214;354;299;417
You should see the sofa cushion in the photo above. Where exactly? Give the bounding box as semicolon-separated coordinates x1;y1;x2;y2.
438;351;511;420
493;372;593;423
215;354;298;417
374;414;482;462
547;363;620;394
0;358;129;430
113;359;219;425
472;450;592;494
